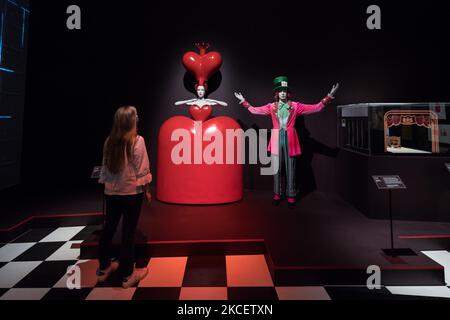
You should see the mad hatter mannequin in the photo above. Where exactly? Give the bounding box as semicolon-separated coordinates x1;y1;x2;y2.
234;76;339;209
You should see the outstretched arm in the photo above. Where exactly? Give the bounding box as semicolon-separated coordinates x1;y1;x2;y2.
234;92;271;115
297;83;339;115
206;99;228;106
297;97;331;115
174;98;197;106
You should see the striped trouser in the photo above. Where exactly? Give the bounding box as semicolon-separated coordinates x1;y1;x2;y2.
273;129;297;198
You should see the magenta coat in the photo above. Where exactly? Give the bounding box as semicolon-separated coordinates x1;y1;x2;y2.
242;96;331;156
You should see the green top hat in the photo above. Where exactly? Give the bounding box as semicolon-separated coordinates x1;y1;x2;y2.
273;76;290;92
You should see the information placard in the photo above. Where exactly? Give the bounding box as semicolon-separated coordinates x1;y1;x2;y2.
372;175;407;190
91;166;103;179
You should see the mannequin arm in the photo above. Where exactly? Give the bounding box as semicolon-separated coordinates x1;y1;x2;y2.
241;100;272;116
297;96;333;115
207;99;228;106
174;98;197;106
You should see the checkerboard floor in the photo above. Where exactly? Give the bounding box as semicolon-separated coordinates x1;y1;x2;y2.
1;226;450;300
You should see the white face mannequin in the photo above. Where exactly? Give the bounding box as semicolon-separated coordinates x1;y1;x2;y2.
278;91;287;101
197;86;206;98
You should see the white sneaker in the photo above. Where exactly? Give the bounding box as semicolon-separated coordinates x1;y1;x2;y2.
96;260;119;282
122;268;149;289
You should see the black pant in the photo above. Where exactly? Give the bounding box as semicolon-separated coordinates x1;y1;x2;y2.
98;193;143;278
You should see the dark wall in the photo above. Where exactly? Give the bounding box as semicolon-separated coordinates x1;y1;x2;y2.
336;150;450;222
0;0;29;190
17;0;450;195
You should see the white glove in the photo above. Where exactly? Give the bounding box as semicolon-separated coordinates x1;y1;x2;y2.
234;92;246;104
328;83;340;99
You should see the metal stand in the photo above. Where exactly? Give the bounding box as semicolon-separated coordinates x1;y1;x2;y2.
382;189;416;257
90;166;106;229
101;193;106;229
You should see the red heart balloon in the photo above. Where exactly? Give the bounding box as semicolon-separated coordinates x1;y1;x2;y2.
189;105;213;122
182;51;222;85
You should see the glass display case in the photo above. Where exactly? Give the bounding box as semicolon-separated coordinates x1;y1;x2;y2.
337;103;450;156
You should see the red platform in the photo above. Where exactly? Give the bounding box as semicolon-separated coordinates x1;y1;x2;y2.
80;190;449;286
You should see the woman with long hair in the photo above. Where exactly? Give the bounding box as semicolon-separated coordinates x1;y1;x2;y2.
98;105;152;288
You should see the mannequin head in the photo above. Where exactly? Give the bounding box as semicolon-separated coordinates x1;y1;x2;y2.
275;90;290;102
195;84;208;98
278;91;288;101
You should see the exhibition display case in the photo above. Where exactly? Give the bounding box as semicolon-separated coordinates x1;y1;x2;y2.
337;103;450;156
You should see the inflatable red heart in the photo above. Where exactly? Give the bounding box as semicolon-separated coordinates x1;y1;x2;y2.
182;51;222;86
189;105;213;122
156;116;243;204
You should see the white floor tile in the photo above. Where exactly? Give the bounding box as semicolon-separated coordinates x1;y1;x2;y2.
138;257;187;287
226;255;273;287
86;287;136;300
386;286;450;299
53;259;99;288
422;251;450;285
46;241;82;261
0;288;50;300
276;286;331;300
39;226;85;242
0;243;36;262
0;261;42;288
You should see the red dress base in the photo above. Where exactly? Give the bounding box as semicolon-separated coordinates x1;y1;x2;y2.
156;115;243;204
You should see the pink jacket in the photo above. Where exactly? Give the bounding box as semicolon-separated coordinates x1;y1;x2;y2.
242;96;331;156
99;135;152;195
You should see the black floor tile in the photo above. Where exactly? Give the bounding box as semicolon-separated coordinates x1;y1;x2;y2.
0;262;7;269
13;242;65;261
70;225;102;241
135;257;151;268
388;291;450;300
42;288;93;300
0;288;8;298
227;287;278;300
325;287;392;300
11;228;56;243
183;256;227;287
14;260;77;288
95;268;124;288
132;287;181;300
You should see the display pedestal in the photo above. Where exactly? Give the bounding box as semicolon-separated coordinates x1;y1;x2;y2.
372;176;416;257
